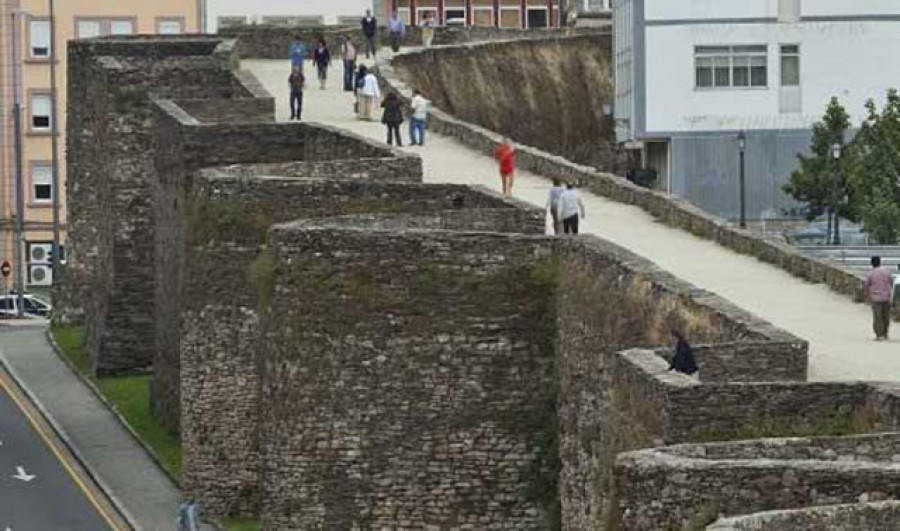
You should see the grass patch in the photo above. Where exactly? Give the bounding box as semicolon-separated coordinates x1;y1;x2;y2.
97;376;182;477
223;517;261;531
52;324;93;375
50;324;182;478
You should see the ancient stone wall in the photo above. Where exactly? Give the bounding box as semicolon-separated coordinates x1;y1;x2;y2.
616;432;900;530
258;224;558;528
390;34;618;171
65;36;242;374
64;35;422;378
608;352;900;530
175;173;544;517
218;24;605;60
171;97;275;124
152;100;424;431
553;237;808;530
709;500;900;530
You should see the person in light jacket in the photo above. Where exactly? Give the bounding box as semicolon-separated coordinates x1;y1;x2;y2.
388;11;405;52
358;68;381;120
408;89;429;146
556;182;586;234
420;12;436;47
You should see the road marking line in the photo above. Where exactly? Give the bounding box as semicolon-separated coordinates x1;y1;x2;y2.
0;372;123;531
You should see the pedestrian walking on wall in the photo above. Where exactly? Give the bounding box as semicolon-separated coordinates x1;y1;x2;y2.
409;89;429;146
341;38;357;92
361;9;378;59
668;330;699;377
865;256;894;341
289;35;306;71
388;11;405;53
358;67;381;121
545;178;565;235
381;92;404;146
894;265;900;306
313;39;331;90
420;12;436;47
288;66;305;121
494;138;516;197
556;182;586;234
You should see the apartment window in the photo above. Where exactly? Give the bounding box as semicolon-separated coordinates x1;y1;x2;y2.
695;46;767;89
472;0;494;26
29;93;52;131
778;0;801;23
156;18;185;35
29;19;51;59
30;164;52;203
445;0;466;24
110;20;135;35
499;0;521;28
76;20;102;39
780;45;800;86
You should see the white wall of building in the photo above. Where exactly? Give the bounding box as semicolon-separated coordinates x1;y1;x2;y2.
641;1;900;134
204;0;373;32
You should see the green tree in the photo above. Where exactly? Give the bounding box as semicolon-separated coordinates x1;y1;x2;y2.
850;90;900;244
783;97;857;242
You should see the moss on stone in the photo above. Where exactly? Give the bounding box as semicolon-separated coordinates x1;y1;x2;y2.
189;199;276;245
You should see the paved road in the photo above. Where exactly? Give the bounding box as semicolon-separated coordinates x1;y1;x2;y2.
0;325;184;531
245;56;900;383
0;366;119;530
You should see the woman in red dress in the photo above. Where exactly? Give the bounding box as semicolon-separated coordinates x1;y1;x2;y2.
494;138;516;197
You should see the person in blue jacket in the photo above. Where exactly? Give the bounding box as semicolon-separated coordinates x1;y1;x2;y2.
289;36;306;71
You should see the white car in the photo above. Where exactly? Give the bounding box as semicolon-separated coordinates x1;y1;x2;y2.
0;294;52;318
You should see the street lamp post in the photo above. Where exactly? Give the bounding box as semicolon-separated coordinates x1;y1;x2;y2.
49;0;61;285
831;142;842;246
737;131;747;228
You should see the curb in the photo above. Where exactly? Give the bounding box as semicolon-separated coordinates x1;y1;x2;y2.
44;328;184;491
0;341;139;531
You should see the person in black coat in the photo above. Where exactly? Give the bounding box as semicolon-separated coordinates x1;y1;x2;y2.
669;330;699;377
381;92;404;146
312;39;331;90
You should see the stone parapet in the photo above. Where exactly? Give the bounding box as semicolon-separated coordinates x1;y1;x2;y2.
708;500;900;530
617;434;900;530
608;350;900;529
219;24;607;60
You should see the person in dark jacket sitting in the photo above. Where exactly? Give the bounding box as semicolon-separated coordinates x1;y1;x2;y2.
669;330;699;377
380;92;404;146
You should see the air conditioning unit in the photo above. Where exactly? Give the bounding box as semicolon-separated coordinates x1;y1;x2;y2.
29;264;52;287
28;243;53;264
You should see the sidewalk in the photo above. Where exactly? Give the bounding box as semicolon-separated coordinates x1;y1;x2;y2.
0;325;181;531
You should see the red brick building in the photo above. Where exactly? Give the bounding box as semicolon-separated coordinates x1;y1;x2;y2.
382;0;562;28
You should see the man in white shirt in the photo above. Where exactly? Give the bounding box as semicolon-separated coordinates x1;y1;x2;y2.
545;178;565;235
409;90;429;146
556;182;586;235
358;70;381;121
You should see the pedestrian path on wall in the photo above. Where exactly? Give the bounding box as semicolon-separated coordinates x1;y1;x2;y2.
245;57;898;383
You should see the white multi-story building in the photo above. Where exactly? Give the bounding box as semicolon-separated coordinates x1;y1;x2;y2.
614;0;900;220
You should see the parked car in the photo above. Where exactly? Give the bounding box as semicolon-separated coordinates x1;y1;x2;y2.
0;294;52;318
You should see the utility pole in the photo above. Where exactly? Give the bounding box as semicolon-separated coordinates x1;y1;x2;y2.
11;11;26;316
49;0;61;284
